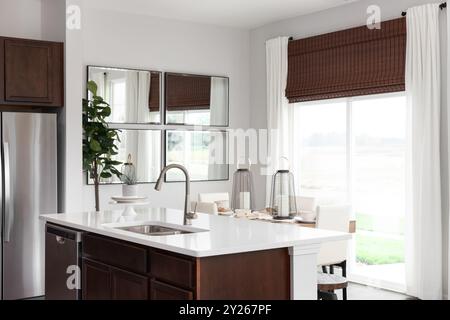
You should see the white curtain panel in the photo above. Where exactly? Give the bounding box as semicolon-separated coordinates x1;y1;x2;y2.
136;71;159;181
90;71;105;98
405;3;442;300
448;3;450;301
125;71;138;123
265;36;290;206
210;77;228;126
208;131;227;180
124;72;139;170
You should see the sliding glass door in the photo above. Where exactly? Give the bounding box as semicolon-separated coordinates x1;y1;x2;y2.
294;93;407;292
297;101;348;205
351;95;407;292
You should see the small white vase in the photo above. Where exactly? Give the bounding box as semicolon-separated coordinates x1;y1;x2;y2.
122;184;138;197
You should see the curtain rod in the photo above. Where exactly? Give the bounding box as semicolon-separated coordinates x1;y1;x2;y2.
402;2;446;16
288;3;447;42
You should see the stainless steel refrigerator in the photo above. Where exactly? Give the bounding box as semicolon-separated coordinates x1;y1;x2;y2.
0;112;57;300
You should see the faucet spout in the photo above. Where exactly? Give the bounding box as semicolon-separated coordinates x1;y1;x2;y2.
154;164;195;225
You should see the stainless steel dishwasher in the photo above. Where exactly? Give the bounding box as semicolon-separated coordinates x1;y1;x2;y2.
45;224;83;300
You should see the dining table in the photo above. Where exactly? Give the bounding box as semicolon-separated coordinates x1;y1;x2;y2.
233;209;356;234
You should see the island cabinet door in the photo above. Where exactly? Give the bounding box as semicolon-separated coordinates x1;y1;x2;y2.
82;259;111;300
150;279;193;300
111;268;149;300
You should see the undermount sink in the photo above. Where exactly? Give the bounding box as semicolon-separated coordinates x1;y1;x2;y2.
116;224;194;236
109;221;209;236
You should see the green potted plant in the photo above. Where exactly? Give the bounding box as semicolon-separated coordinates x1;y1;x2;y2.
121;154;138;197
83;80;122;212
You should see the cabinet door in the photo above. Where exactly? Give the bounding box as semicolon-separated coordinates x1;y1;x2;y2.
150;279;193;300
1;37;63;107
111;268;149;300
82;259;111;300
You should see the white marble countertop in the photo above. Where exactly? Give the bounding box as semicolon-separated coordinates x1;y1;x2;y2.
40;207;351;258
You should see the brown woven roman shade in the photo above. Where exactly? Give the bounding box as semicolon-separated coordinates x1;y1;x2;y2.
149;72;160;112
286;18;406;103
165;73;211;111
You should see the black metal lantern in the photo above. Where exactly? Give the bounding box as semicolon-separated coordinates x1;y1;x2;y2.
231;160;255;210
269;169;297;220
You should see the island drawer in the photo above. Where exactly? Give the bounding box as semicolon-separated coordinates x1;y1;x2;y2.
149;250;195;289
82;233;148;274
150;279;193;300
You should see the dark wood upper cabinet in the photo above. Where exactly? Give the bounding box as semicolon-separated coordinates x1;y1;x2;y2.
0;37;64;108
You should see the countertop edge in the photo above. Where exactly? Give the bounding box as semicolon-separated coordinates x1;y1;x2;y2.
41;215;351;258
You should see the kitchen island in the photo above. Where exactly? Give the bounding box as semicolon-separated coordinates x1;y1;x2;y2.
41;207;350;300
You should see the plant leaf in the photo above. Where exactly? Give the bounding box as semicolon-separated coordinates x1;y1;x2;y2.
100;172;112;179
89;139;101;152
87;81;98;96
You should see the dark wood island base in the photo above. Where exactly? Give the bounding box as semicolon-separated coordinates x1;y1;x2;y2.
80;232;290;300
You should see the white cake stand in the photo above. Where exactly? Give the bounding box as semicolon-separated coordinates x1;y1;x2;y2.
109;201;150;216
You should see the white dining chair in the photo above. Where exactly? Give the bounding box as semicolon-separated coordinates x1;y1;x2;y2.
194;202;218;215
295;196;317;220
198;192;230;211
198;192;230;203
316;204;351;300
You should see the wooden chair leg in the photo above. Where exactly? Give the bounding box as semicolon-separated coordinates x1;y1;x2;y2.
322;266;327;273
342;288;347;300
330;265;334;274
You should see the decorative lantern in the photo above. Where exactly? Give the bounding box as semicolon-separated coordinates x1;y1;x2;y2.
121;154;137;185
269;159;297;219
231;160;255;210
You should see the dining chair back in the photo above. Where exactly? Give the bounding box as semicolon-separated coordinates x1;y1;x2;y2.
198;192;230;203
195;202;218;215
316;205;351;266
295;196;317;212
295;196;317;220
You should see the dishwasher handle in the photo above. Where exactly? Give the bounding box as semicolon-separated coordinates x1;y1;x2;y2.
46;224;82;243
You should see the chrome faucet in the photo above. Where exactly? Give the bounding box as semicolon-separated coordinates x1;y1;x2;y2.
154;164;197;225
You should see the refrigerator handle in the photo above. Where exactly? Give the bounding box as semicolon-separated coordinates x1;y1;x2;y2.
3;142;13;243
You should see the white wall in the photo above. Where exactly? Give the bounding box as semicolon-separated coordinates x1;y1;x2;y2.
62;0;84;213
0;0;42;39
249;0;448;298
0;0;64;41
79;7;251;211
41;0;66;41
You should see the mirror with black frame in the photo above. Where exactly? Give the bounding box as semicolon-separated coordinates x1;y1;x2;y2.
87;66;162;124
165;73;229;126
165;130;229;182
87;129;162;185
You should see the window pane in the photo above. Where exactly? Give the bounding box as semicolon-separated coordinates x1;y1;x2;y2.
88;129;162;184
165;130;229;182
297;101;347;205
352;94;406;287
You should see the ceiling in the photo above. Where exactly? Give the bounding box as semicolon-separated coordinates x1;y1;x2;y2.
85;0;359;29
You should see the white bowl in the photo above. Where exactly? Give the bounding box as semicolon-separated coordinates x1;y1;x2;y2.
300;211;316;222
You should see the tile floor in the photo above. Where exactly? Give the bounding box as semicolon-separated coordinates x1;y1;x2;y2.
346;282;415;300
